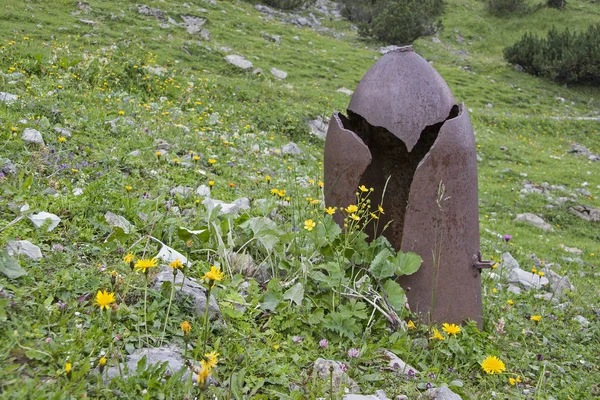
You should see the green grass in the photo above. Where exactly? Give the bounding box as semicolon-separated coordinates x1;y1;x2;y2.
0;0;599;398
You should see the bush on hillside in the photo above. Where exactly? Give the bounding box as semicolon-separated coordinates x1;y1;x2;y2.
340;0;445;45
504;23;600;85
547;0;566;8
486;0;527;15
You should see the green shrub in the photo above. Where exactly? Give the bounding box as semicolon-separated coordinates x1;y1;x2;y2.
504;23;600;85
340;0;444;45
547;0;566;8
486;0;527;15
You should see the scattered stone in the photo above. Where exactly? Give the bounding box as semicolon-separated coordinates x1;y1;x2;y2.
312;358;359;394
29;212;61;232
534;293;556;302
507;284;521;295
144;65;167;76
570;143;591;157
0;92;18;103
79;19;97;25
282;142;303;155
270;68;287;80
42;188;58;196
137;4;164;19
170;185;193;197
514;213;554;231
73;188;84;196
128;149;141;157
501;252;519;270
560;244;583;255
308;116;329;140
426;386;462;400
53;126;71;137
105;346;201;381
0;158;17;175
262;32;281;43
508;268;549;290
104;211;134;234
382;350;419;377
561;256;584;265
224;55;253;70
336;87;354;95
395;396;409;400
154;266;220;317
22;128;45;146
499;146;507;151
203;197;250;215
573;315;589;326
228;251;269;284
486;103;494;109
541;268;575;297
432;37;442;44
252;68;263;75
344;391;390;400
181;15;206;34
154;138;171;150
255;4;274;14
575;188;592;197
377;45;403;55
568;205;600;222
6;240;43;260
195;185;211;197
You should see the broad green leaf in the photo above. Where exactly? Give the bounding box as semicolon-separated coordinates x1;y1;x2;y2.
383;280;407;313
260;289;280;311
283;283;304;306
0;249;27;279
369;248;396;279
395;251;422;276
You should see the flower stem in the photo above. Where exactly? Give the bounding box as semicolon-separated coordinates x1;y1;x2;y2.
144;275;149;345
201;285;212;355
159;273;177;346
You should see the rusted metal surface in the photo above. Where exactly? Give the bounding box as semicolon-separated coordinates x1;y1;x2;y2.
348;46;455;152
324;48;486;327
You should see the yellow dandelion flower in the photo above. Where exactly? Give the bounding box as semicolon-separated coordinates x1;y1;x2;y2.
228;182;235;188
155;151;162;158
193;155;200;161
507;299;514;305
172;158;179;164
65;362;72;374
325;206;336;215
270;188;279;195
197;360;211;387
492;288;497;293
95;290;115;310
430;328;445;341
531;315;542;322
58;137;66;142
481;356;506;374
311;199;320;205
208;158;216;165
277;189;286;198
304;219;316;231
407;320;416;329
309;179;315;185
202;265;224;282
509;375;521;386
208;180;214;187
265;175;271;182
346;205;358;213
71;168;78;174
317;181;323;188
359;185;368;192
169;258;184;270
442;323;461;336
134;258;157;273
123;253;134;263
204;351;219;369
181;320;191;336
538;271;545;277
99;357;107;368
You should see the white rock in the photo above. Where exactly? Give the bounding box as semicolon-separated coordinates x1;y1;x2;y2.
313;358;359;393
195;185;211;197
377;45;403;54
560;244;583;255
501;252;519;270
6;240;43;260
270;67;287;79
104;211;134;234
203;197;250;215
225;55;253;70
541;268;575;296
507;284;522;294
170;185;193;197
308;116;329;140
508;268;549;289
0;92;18;102
336;87;354;95
22;128;45;145
53;126;71;137
382;350;419;377
282;142;303;155
344;391;390;400
426;386;462;400
29;212;61;232
573;315;589;326
514;213;554;231
72;188;83;196
128;149;141;157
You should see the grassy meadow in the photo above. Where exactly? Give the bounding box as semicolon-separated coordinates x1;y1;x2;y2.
0;0;599;398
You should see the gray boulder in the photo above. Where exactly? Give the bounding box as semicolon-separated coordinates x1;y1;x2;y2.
282;142;303;155
514;213;554;231
426;386;462;400
312;358;359;394
382;350;419;377
508;268;549;290
22;128;44;146
308;116;329;140
225;55;253;70
0;92;18;103
6;240;43;260
270;68;287;80
104;211;134;234
203;197;250;215
569;205;600;222
501;252;519;270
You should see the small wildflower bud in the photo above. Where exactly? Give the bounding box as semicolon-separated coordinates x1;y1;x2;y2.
98;357;107;374
110;302;118;323
65;362;72;379
319;339;328;349
155;151;161;159
110;270;118;286
181;320;191;337
186;239;193;248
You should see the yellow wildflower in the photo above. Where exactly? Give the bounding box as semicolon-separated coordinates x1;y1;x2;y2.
509;375;522;386
407;320;416;329
359;185;368;192
304;219;316;231
71;168;78;174
370;213;378;220
481;356;506;374
442;323;461;336
134;258;158;274
431;329;445;341
317;181;323;188
346;205;358;213
169;258;184;270
325;206;336;215
208;158;216;165
378;205;384;214
531;315;542;322
202;265;224;282
204;351;219;369
208;180;214;187
181;320;191;336
58;137;66;142
197;360;211;388
95;290;115;310
123;253;134;263
507;299;514;305
193;155;200;161
350;214;360;221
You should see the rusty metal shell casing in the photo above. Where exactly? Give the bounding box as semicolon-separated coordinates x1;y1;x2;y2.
324;47;483;327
